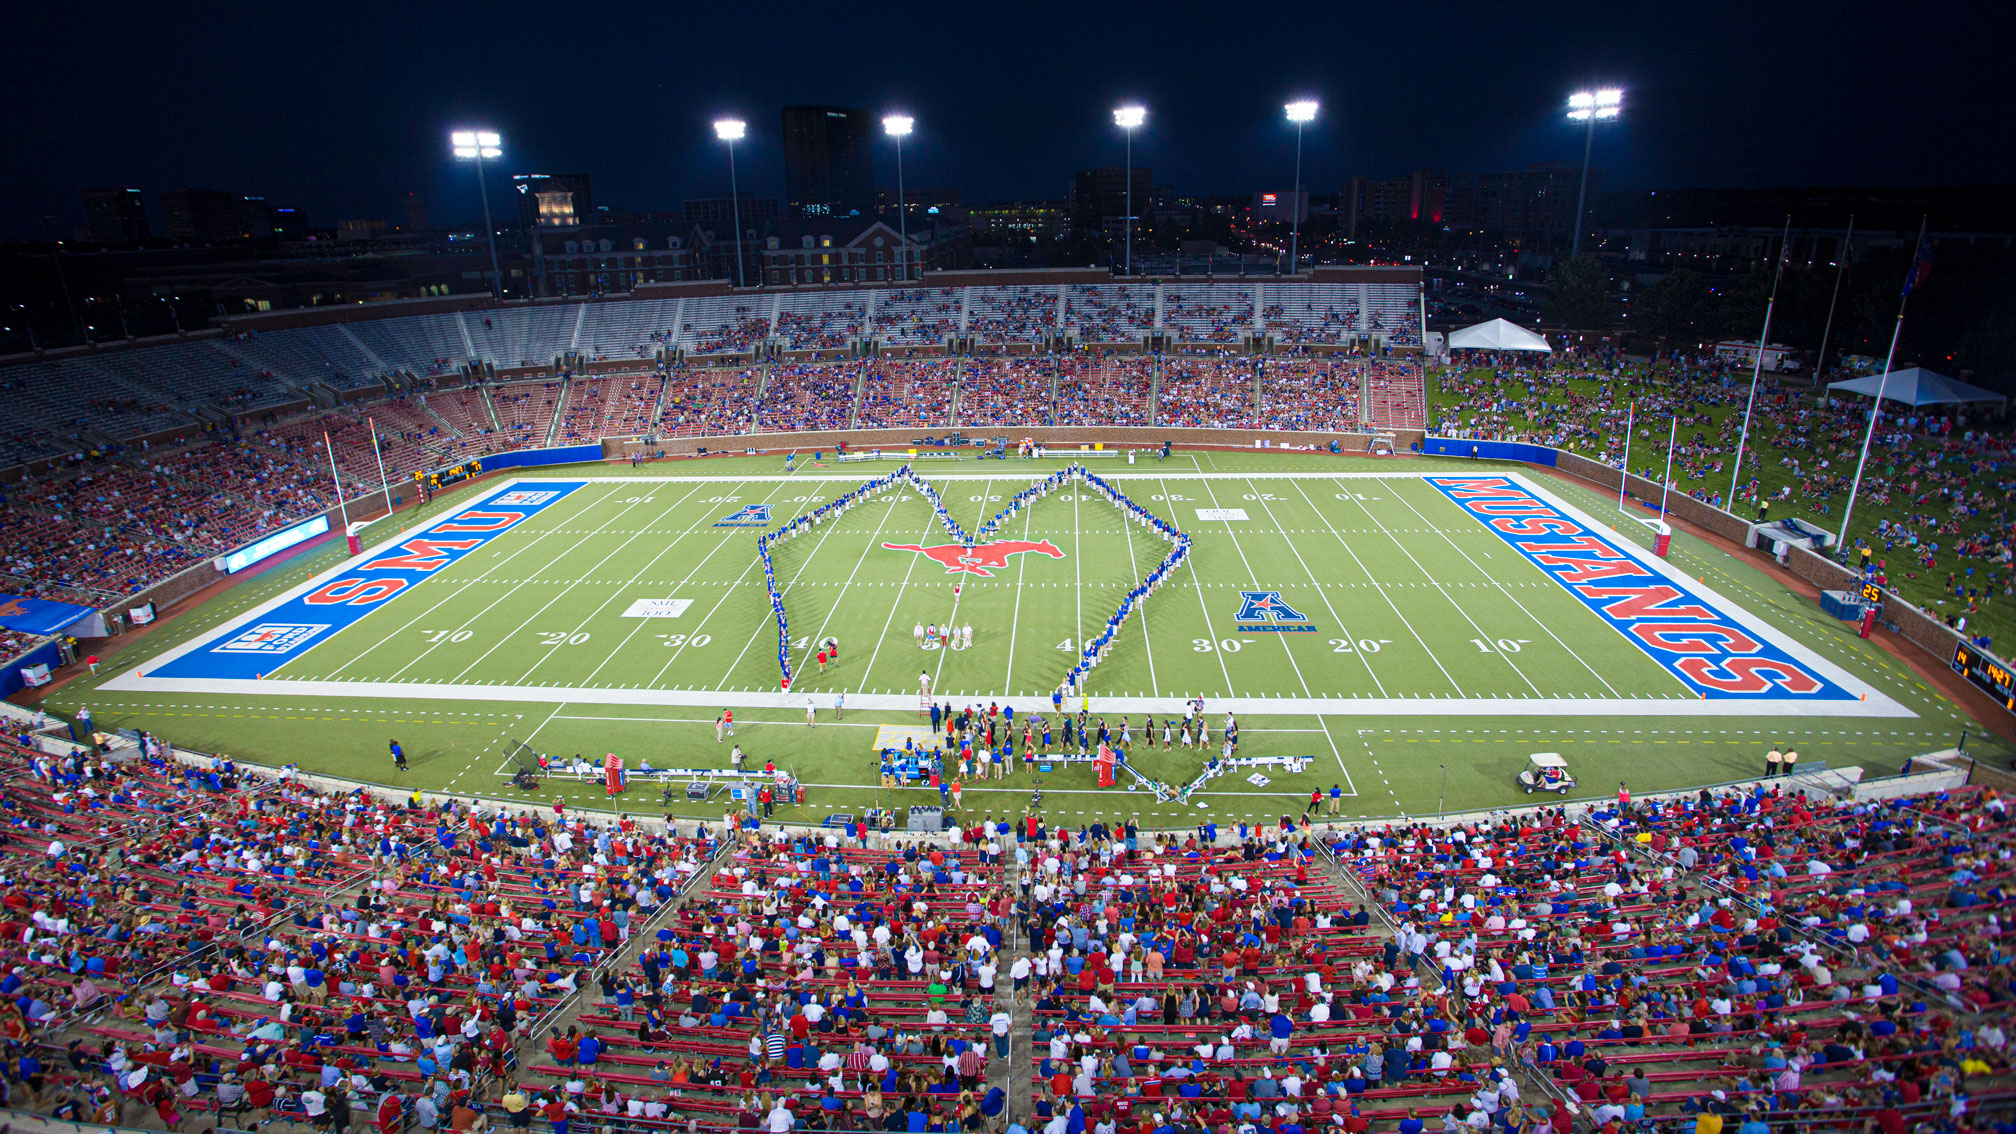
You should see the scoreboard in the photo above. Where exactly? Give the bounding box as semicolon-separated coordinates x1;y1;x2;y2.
1953;642;2016;713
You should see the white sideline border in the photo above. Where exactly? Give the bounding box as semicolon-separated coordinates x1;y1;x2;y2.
101;472;1914;720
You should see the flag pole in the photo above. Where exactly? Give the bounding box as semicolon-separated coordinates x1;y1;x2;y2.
1727;215;1792;509
1812;214;1854;387
1618;400;1635;513
323;430;352;535
1838;216;1928;560
1660;415;1677;519
367;417;396;516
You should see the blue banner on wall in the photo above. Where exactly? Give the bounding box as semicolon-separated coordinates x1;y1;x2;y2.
0;594;98;637
152;481;586;680
1426;475;1855;701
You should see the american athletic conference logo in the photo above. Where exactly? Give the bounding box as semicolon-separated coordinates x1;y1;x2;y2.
1235;591;1318;633
713;505;772;528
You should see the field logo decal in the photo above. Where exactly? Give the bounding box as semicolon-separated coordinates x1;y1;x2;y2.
151;481;587;680
1235;590;1318;633
880;538;1064;577
1426;475;1854;701
714;504;772;527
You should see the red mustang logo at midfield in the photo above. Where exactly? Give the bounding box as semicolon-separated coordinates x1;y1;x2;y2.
881;539;1066;577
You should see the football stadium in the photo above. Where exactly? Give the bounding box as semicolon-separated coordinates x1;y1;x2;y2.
5;28;2016;1134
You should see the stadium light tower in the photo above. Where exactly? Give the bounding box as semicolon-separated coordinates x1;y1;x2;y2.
449;130;505;300
1284;100;1318;275
883;115;914;283
713;119;748;288
1565;88;1622;257
1114;105;1146;276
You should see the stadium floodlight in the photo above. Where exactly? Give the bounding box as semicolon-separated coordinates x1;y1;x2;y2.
1114;106;1146;275
448;129;505;299
1564;87;1623;256
884;115;915;283
1284;100;1318;275
713;120;749;287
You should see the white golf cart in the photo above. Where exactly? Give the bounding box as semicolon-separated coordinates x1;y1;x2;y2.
1516;752;1576;795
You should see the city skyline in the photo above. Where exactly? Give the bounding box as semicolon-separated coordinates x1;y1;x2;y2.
2;0;2003;240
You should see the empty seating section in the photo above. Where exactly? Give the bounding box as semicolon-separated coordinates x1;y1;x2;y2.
1164;285;1254;343
659;368;760;438
473;305;577;369
775;294;866;351
1365;283;1422;346
1065;284;1154;343
556;375;665;443
490;381;565;447
1263;283;1360;345
346;313;471;376
955;358;1056;429
0;359;181;463
224;326;385;391
871;287;959;345
1156;356;1260;428
1360;360;1427;430
681;298;771;355
968;286;1059;345
1054;356;1153;426
856;359;956;428
577;299;681;362
1260;357;1361;432
80;342;293;413
758;364;860;432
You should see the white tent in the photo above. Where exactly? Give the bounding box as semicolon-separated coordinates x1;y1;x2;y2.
1446;318;1553;353
1827;367;2006;409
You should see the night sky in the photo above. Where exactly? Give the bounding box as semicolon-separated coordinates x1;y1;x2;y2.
4;0;2004;238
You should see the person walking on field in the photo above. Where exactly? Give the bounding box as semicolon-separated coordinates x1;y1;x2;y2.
391;740;407;774
834;691;845;720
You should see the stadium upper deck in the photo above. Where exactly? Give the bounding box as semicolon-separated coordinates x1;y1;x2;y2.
0;278;1421;468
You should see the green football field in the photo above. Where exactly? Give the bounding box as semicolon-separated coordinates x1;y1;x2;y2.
55;450;2010;826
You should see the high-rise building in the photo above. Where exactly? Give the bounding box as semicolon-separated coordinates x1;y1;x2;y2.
402;193;430;232
1344;171;1449;237
1070;167;1152;234
80;188;152;243
1251;189;1310;226
780;106;874;219
510;174;593;229
683;197;780;234
160;189;269;242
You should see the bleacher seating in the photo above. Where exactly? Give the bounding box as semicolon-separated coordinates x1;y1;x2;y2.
658;367;759;438
758;364;860;432
857;359;957;429
576;299;682;362
556;375;665;444
775;294;866;352
474;306;579;370
955;358;1056;430
871;288;959;346
345;313;472;377
1054;356;1153;426
1164;285;1254;344
1064;285;1154;343
489;381;566;448
1365;284;1422;347
680;298;771;355
1263;283;1360;345
1156;355;1259;428
968;286;1059;345
1360;360;1427;430
1260;357;1361;432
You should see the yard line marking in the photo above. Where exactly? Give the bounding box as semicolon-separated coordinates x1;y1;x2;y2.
813;481;917;678
1286;477;1467;695
932;478;992;690
577;478;791;686
441;488;708;682
1385;478;1622;697
319;482;618;679
496;480;717;683
1193;476;1311;696
1118;486;1160;696
1161;477;1234;696
1002;492;1035;696
1242;478;1385;697
854;506;946;697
